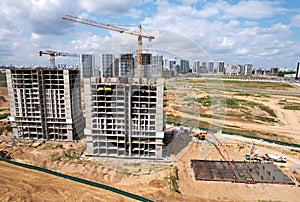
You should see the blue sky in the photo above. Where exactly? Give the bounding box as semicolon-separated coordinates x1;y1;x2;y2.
1;0;300;68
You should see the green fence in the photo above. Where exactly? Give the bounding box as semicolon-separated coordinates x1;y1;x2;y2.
0;157;153;202
167;121;300;148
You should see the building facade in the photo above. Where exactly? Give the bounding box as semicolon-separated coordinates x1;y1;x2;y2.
99;54;116;78
6;68;84;141
244;64;253;76
80;54;95;79
180;60;189;74
84;77;165;158
217;61;225;74
207;61;214;73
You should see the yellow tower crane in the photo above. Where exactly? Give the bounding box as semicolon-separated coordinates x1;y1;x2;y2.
61;15;155;84
39;50;78;68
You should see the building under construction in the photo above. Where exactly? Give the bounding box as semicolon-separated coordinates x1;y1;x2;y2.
84;76;165;158
84;52;165;159
6;68;84;141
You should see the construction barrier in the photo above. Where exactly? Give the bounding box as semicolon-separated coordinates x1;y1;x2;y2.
166;121;300;148
0;157;153;202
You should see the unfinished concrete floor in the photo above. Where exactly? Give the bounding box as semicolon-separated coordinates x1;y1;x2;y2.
191;160;295;185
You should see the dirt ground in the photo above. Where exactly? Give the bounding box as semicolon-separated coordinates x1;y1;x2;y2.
1;83;300;201
1;134;300;202
166;84;300;144
0;160;134;202
173;138;300;202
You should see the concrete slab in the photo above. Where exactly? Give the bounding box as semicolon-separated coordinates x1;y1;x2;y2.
190;160;295;185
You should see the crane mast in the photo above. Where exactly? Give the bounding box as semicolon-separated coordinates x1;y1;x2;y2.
62;15;154;84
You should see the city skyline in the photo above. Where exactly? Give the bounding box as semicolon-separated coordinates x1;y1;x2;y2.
1;0;300;68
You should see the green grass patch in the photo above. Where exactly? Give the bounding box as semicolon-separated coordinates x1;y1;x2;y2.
196;96;211;106
258;104;277;117
283;105;300;110
0;72;7;87
0;113;8;120
234;92;252;96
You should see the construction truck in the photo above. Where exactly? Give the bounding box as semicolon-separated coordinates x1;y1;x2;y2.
191;131;207;141
265;154;286;163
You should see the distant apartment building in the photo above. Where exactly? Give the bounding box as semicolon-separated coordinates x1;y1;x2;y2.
120;54;134;78
180;60;189;74
270;67;279;76
152;55;163;78
244;64;253;76
169;60;176;71
217;61;225;74
239;65;245;75
6;68;84;141
226;65;239;75
207;61;214;73
193;60;200;73
80;54;95;79
98;54;116;78
141;53;152;78
84;77;165;158
201;62;207;73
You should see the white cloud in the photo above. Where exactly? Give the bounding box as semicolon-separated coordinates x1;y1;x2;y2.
291;14;300;27
0;0;299;68
79;0;141;17
236;48;250;55
223;1;286;19
141;0;299;67
220;37;235;48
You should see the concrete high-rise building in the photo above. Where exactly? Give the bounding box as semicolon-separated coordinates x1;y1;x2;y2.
99;54;116;78
207;61;214;73
201;62;207;73
270;67;279;76
217;61;225;74
84;77;165;158
141;53;152;78
244;64;253;76
180;60;189;74
80;54;95;79
120;54;134;78
6;68;84;141
239;65;245;75
169;60;176;71
193;60;200;73
152;55;163;78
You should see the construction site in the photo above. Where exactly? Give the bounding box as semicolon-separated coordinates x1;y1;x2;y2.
0;14;300;202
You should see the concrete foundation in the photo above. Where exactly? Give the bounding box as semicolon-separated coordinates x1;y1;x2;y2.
190;160;295;185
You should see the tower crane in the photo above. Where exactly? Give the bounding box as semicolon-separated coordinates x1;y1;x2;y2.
62;15;155;84
39;50;78;68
